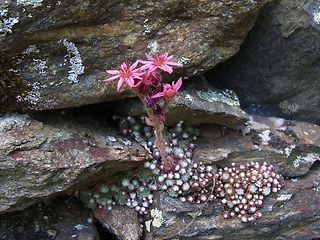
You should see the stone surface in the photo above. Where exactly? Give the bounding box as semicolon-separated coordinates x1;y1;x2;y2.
150;165;320;240
0;0;270;111
206;0;320;124
0;110;319;239
146;115;320;239
0;196;99;240
93;205;142;240
0;112;150;213
194;115;320;177
107;77;248;127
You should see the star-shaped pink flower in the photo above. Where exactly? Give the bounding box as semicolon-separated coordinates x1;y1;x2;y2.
139;53;183;74
103;61;144;91
151;77;182;99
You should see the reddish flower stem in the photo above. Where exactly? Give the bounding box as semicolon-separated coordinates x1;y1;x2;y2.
145;108;166;159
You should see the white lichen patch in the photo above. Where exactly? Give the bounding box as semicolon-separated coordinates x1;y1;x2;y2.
196;89;240;106
259;130;271;146
313;184;320;192
16;82;41;105
16;0;43;8
22;45;39;54
185;94;193;101
74;224;87;230
108;136;117;142
192;69;203;75
32;58;48;75
284;146;295;157
277;193;293;202
146;208;165;230
313;11;320;24
0;8;8;17
0;17;19;41
59;38;85;84
147;40;158;55
143;19;151;34
293;153;320;168
119;138;132;147
178;57;191;65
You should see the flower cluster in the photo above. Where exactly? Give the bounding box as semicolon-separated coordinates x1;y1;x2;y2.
103;53;183;171
103;53;182;122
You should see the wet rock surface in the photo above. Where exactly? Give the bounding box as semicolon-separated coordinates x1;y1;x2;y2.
1;0;269;111
0;112;149;213
206;0;320;124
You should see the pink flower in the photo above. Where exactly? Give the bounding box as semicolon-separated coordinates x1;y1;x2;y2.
131;68;149;88
139;53;183;74
151;77;182;99
103;61;144;91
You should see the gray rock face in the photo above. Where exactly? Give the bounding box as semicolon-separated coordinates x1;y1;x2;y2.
107;77;248;127
0;0;269;111
0;113;149;213
206;0;320;124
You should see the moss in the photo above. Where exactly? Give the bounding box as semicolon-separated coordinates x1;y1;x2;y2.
0;53;32;113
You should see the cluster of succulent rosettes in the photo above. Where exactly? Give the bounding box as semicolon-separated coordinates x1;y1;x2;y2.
79;117;284;223
118;116;200;161
216;161;284;222
78;160;160;216
79;118;208;215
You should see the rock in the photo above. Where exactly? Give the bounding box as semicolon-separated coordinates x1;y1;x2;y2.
93;205;142;240
0;112;150;213
107;77;248;127
145;115;320;239
74;114;319;239
194;115;320;177
0;196;99;240
0;0;270;111
167;77;248;127
206;0;320;124
149;165;320;239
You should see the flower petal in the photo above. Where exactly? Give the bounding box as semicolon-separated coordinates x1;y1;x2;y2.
130;60;139;70
174;77;182;91
159;64;173;74
139;62;151;70
106;70;120;74
117;78;124;91
148;65;157;73
103;75;120;81
126;76;134;87
151;92;165;98
120;62;128;69
145;53;154;61
166;61;183;67
166;54;173;61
